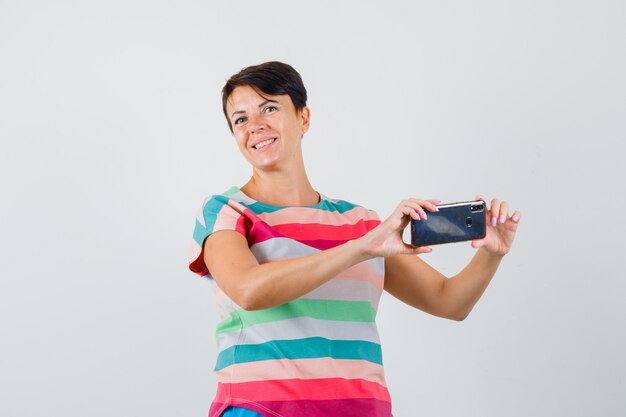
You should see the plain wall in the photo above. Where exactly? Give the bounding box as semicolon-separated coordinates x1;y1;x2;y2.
1;1;624;416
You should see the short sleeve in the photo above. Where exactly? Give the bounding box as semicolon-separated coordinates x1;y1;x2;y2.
188;194;248;277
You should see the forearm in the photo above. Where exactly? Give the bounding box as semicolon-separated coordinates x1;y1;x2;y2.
443;248;504;320
239;239;369;310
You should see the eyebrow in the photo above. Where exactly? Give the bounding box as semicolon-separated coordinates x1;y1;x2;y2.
231;99;280;119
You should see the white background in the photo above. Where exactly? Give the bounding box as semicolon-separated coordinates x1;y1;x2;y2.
1;1;625;416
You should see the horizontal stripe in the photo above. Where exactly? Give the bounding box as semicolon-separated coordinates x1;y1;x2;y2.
247;221;378;250
328;261;385;291
211;398;393;417
215;357;387;386
272;219;380;241
303;279;382;310
217;316;381;351
214;337;382;371
250;238;385;276
238;195;362;215
256;205;380;227
250;236;317;259
248;221;344;250
215;377;390;402
216;299;376;335
198;252;383;287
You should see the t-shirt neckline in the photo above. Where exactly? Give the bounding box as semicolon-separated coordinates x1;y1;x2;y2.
231;186;327;209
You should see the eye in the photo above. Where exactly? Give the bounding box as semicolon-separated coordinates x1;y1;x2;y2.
263;106;278;113
233;117;246;125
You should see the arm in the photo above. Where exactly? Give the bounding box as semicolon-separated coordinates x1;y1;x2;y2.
384;249;503;321
203;198;435;311
384;197;522;321
204;230;370;310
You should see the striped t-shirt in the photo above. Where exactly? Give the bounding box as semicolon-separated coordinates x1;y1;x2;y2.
188;186;391;417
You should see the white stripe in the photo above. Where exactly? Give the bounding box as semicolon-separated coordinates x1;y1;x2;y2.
250;238;384;275
216;316;381;352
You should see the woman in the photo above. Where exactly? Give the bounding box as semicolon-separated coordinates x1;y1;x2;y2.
188;61;521;417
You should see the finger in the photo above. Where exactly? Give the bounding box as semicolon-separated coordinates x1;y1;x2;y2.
404;200;429;219
510;210;522;223
475;194;486;202
408;198;439;213
490;198;501;228
401;204;428;221
400;206;421;221
499;201;509;224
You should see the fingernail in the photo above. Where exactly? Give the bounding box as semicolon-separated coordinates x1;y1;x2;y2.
423;213;427;220
512;215;519;222
500;215;505;224
491;217;497;227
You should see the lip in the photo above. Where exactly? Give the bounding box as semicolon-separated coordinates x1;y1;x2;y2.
249;136;277;150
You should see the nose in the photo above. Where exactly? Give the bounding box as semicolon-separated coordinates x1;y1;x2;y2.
247;113;265;134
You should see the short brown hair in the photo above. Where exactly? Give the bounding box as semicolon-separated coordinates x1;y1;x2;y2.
222;61;308;132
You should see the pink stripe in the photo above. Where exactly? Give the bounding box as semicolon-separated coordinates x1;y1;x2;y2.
259;257;383;290
214;204;242;232
210;398;392;417
335;261;384;291
215;377;390;402
215;358;386;386
273;219;380;241
247;221;380;250
257;206;380;227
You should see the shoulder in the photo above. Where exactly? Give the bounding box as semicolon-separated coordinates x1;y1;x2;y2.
319;194;381;220
199;187;246;213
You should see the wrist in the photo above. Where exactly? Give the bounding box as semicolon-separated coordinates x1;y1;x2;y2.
348;237;374;263
478;247;506;261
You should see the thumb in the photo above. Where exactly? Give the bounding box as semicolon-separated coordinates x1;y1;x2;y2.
406;243;432;254
471;238;486;249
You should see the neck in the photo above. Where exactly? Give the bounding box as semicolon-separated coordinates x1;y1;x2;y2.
241;156;318;207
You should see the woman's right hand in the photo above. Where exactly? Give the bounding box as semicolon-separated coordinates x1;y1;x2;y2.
358;198;440;259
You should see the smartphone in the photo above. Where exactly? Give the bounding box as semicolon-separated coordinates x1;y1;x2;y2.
411;200;487;246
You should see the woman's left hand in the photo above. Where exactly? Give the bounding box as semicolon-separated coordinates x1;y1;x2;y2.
471;195;522;257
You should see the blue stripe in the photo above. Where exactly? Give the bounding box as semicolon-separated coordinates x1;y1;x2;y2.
202;195;230;234
214;337;383;371
220;406;265;417
244;199;362;214
192;218;208;246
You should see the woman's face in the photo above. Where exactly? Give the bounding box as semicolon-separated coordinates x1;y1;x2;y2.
225;85;310;170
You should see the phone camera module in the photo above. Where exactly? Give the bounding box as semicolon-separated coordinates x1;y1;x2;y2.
470;204;484;212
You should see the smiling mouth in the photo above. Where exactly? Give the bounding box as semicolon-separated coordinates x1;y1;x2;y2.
253;137;276;150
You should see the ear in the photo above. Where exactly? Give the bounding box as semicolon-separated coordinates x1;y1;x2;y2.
299;106;311;136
